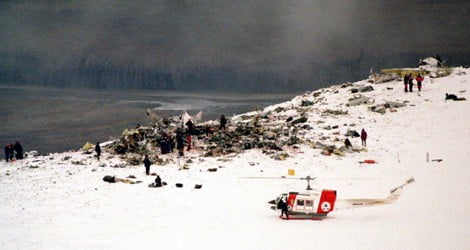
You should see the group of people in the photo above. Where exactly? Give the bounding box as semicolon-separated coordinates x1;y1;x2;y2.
344;128;368;149
404;73;424;93
143;114;229;176
158;129;189;156
159;114;228;157
4;141;24;162
143;154;164;187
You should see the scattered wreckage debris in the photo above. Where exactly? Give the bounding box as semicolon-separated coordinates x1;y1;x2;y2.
381;56;452;79
25;151;40;157
369;101;407;114
359;159;377;164
368;68;399;83
148;182;168;188
106;108;308;164
102;175;142;184
350;85;374;93
347;94;372;107
322;109;348;115
101;59;451;167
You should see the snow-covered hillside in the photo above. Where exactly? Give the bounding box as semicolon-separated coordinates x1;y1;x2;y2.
1;67;469;250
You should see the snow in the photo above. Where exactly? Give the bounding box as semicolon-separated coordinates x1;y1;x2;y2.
1;67;469;250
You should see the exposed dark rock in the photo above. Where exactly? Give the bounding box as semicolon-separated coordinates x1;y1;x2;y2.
274;107;285;113
345;130;360;137
359;86;374;92
103;176;116;183
323;109;348;115
292;116;308;125
301;100;314;106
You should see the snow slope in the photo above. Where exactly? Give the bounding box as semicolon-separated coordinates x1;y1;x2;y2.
1;68;469;250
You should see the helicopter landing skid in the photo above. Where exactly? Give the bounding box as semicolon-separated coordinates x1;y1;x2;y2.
279;215;324;220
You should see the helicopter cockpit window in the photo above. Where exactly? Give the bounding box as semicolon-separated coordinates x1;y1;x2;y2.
276;194;288;205
297;200;305;206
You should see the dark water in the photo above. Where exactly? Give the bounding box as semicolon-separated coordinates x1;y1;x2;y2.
0;85;295;154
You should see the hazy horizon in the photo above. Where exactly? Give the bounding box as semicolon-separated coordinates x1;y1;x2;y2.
1;1;469;92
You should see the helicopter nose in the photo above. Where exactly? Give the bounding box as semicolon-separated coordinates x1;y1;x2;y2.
268;199;276;205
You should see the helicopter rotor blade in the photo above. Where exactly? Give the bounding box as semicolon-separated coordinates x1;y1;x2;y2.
238;176;288;179
239;176;314;180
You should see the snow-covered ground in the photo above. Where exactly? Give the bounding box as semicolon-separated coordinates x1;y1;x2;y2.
1;68;469;250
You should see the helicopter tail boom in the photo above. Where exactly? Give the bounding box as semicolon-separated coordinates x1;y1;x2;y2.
334;177;415;210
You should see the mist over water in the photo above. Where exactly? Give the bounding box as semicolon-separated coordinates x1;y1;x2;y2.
0;1;469;92
0;85;294;154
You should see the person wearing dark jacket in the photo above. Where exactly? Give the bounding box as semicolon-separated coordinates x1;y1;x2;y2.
361;128;368;147
4;144;12;162
278;198;289;219
155;175;162;187
13;141;23;160
408;73;414;92
220;115;227;130
176;131;185;156
143;155;152;175
185;119;194;135
95;142;101;160
416;74;424;92
403;74;409;92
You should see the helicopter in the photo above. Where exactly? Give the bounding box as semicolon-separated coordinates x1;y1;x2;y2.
267;176;415;220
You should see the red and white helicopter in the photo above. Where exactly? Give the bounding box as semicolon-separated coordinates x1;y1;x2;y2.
267;176;415;220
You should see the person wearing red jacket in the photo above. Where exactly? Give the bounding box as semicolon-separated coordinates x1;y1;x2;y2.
416;74;424;92
361;128;368;147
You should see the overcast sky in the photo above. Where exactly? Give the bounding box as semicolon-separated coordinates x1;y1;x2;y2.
0;0;468;90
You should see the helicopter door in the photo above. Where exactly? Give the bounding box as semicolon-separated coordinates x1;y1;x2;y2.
305;200;314;212
295;198;315;212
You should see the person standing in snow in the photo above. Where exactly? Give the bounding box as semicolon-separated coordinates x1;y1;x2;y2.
143;154;152;175
219;115;227;130
4;144;11;162
278;198;289;219
361;129;368;147
176;131;185;157
416;74;424;92
13;141;23;160
95;142;101;160
8;144;14;161
408;73;414;92
403;74;409;92
186;131;192;151
185;119;194;135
